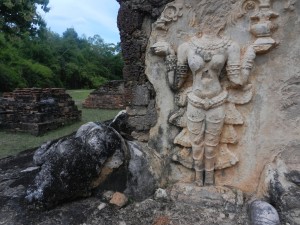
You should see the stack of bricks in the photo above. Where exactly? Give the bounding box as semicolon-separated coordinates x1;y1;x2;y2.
116;1;173;141
0;88;81;135
83;80;126;109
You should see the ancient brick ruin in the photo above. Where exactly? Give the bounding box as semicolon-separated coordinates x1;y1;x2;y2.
117;0;174;141
83;80;126;109
0;88;81;135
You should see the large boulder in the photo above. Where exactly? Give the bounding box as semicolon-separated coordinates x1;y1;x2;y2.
257;157;300;224
26;121;127;208
249;200;280;225
269;169;300;224
25;112;159;208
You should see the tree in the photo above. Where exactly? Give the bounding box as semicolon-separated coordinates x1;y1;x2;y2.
0;24;124;91
0;0;49;37
63;28;78;40
0;1;125;92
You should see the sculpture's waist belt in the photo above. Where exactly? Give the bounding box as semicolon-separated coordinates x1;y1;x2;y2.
188;90;228;110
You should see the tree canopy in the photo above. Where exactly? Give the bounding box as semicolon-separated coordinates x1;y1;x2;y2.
0;0;49;37
0;1;123;92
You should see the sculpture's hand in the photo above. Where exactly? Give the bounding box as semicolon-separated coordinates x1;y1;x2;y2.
151;41;175;56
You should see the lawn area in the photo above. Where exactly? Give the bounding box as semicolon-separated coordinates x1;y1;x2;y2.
0;89;120;158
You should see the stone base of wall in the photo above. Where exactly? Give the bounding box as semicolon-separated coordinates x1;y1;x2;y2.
83;80;126;109
0;88;81;135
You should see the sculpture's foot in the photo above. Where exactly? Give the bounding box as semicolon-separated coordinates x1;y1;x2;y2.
204;171;214;186
195;170;203;187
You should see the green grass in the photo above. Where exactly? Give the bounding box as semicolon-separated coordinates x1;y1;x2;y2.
0;89;120;158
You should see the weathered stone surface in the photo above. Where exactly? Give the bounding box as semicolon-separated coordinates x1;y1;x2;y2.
124;141;157;201
26;121;126;208
131;131;150;142
109;192;128;207
105;110;133;141
286;170;300;186
249;200;280;225
132;85;150;106
0;149;255;225
97;202;107;211
117;0;172;134
170;183;244;213
0;88;81;135
2;111;157;211
102;190;114;201
83;80;126;109
0;121;159;224
154;188;168;201
116;1;300;224
127;99;157;132
119;0;300;197
257;157;300;225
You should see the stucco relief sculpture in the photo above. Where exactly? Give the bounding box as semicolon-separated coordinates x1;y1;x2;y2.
151;0;279;186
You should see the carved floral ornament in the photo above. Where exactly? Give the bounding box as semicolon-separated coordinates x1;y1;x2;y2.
150;0;280;186
243;0;259;12
154;3;183;30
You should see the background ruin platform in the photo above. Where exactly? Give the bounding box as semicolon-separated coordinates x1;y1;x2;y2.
83;80;126;109
0;88;81;135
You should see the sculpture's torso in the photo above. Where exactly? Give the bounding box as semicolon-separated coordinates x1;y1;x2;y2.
186;36;230;99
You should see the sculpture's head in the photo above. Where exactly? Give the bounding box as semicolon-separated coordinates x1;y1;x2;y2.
195;0;241;36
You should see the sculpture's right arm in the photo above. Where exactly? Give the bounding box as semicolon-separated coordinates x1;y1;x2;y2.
166;43;189;90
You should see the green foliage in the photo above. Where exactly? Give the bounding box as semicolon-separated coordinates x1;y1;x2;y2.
0;64;26;91
0;0;49;37
0;33;27;90
0;28;123;91
20;59;55;87
0;0;123;92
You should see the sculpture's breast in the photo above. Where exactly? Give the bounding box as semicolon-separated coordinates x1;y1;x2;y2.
187;51;226;74
187;50;204;73
210;54;226;71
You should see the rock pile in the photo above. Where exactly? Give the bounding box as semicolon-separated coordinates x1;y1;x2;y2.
0;88;81;135
83;80;126;109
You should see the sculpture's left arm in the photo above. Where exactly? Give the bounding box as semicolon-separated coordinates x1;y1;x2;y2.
227;42;243;86
241;45;256;84
227;42;256;86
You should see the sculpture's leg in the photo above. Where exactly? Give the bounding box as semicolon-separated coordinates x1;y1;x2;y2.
204;145;216;186
187;103;205;186
204;106;225;185
193;145;204;186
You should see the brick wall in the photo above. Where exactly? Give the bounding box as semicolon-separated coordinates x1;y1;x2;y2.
83;80;125;109
117;0;173;140
0;88;81;135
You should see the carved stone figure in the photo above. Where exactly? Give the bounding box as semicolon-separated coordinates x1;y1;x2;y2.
151;0;278;186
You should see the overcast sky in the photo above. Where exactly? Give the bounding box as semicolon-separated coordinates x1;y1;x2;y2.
38;0;120;44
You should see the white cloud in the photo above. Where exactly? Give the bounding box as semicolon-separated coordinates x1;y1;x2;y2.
38;0;120;43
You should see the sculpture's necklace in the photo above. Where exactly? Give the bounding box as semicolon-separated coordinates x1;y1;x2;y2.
191;36;232;62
